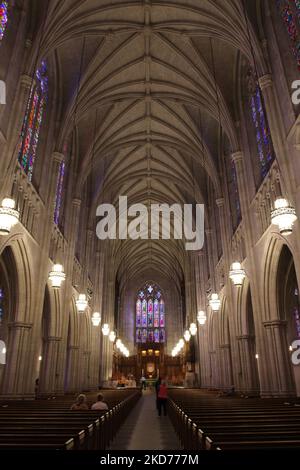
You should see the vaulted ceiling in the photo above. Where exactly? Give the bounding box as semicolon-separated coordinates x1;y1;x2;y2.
32;0;265;289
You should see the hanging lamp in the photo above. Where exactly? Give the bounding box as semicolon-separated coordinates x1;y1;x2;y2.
229;262;246;287
48;264;66;289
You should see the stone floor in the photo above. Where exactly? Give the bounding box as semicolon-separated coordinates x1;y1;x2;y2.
109;389;182;450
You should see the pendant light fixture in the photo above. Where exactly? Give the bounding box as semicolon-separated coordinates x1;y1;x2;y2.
197;310;207;325
209;293;221;312
102;323;110;336
184;329;191;342
189;322;197;336
271;198;297;235
76;293;88;312
109;330;116;342
0;198;20;235
229;262;246;287
91;311;101;327
48;263;66;289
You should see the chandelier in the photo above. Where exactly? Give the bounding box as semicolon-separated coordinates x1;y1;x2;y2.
102;323;110;336
91;312;101;326
189;322;197;336
229;262;246;287
115;338;129;356
76;294;88;312
172;338;185;356
271;198;297;235
48;264;66;289
109;331;116;342
197;310;207;325
0;198;20;235
209;293;221;312
184;329;191;342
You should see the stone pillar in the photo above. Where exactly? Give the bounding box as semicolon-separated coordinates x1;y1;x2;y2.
82;351;91;391
237;335;260;395
205;229;216;290
220;344;233;389
39;337;62;395
1;322;33;398
259;74;294;192
65;346;80;393
215;198;230;271
263;320;295;397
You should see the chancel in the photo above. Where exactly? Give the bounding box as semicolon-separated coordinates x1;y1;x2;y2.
0;0;300;455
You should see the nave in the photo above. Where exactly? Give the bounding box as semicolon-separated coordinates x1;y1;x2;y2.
109;389;181;451
1;0;300;456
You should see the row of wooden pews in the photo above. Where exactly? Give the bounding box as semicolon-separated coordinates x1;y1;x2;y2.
168;389;300;450
0;389;141;450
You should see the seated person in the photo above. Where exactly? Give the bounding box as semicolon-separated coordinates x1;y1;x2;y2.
217;386;236;398
70;394;89;410
91;393;109;411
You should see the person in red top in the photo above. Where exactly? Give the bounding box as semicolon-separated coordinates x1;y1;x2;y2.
157;379;168;416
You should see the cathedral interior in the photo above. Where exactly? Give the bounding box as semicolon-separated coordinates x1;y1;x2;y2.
0;0;300;454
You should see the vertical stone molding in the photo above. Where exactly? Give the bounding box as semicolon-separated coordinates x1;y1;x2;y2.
2;322;33;398
263;320;295;397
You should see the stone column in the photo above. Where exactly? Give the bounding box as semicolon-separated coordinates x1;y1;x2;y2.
1;322;33;398
220;344;233;389
39;337;62;395
215;198;230;271
205;229;217;290
25;153;66;396
65;346;80;393
259;74;294;192
263;320;295;397
237;335;260;395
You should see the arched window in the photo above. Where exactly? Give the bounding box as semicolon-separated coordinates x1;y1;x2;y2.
246;68;275;183
18;60;48;181
136;282;165;344
54;161;65;225
0;2;8;42
277;0;300;70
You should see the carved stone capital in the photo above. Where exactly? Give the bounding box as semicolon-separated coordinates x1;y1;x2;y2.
259;74;273;91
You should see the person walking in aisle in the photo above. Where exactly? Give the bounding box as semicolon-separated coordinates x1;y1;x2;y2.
157;379;168;416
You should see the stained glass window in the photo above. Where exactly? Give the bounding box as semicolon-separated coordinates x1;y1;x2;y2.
293;288;300;338
136;282;165;344
159;300;165;327
148;299;153;327
277;0;300;70
0;2;8;42
54;161;65;225
247;69;274;180
154;299;159;327
18;60;48;181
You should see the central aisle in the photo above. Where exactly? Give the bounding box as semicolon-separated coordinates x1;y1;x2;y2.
109;390;182;450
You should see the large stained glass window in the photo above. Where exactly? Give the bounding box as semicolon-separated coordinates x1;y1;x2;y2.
18;60;48;181
277;0;300;70
247;69;274;180
0;2;8;42
54;161;65;225
136;282;165;344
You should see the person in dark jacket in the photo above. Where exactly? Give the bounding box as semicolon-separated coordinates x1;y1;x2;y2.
155;376;161;410
157;380;168;416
